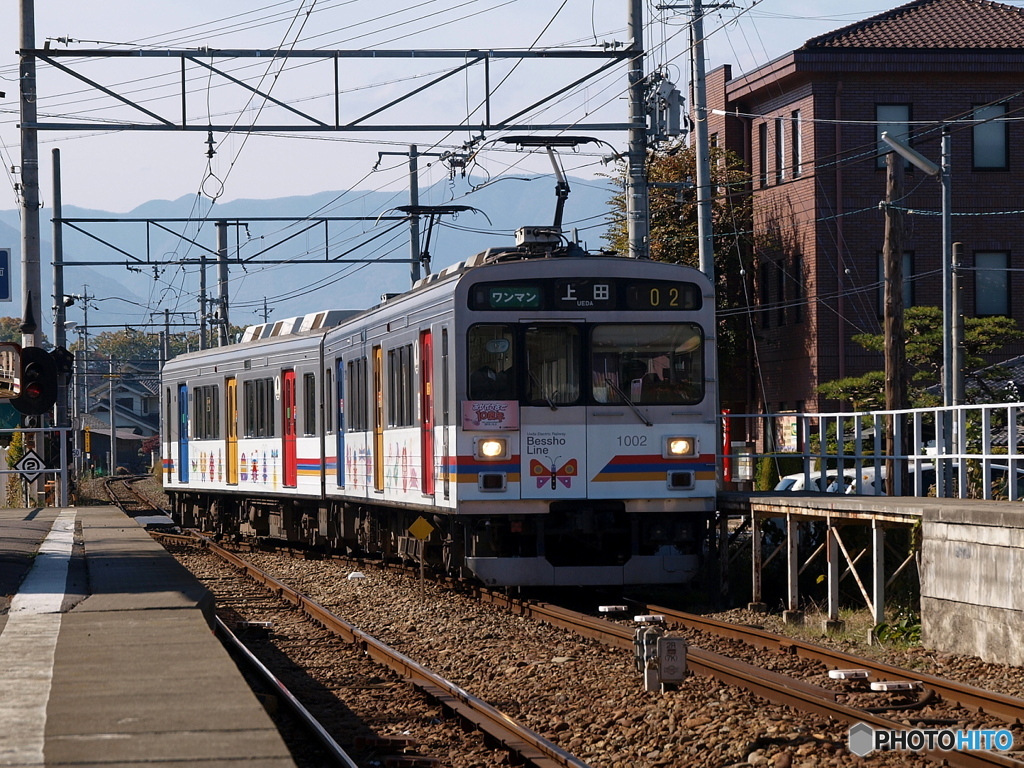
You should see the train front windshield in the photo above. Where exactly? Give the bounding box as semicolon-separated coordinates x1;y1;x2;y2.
468;322;704;405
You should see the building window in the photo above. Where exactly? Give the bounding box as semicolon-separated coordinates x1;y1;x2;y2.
776;260;786;325
973;104;1008;170
758;122;768;188
792;254;803;323
877;251;914;315
775;117;785;184
791;110;802;178
975;251;1009;316
760;262;771;328
876;104;911;169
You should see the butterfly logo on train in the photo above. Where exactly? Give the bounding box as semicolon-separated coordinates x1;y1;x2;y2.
530;458;578;490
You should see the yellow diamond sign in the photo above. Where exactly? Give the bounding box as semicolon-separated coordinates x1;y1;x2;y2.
408;516;435;541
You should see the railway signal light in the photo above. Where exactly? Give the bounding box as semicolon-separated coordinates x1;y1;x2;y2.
11;346;59;416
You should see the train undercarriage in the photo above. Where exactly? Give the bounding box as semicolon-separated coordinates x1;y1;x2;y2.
169;491;712;587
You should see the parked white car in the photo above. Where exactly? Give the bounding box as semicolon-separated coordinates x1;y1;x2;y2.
774;471;853;493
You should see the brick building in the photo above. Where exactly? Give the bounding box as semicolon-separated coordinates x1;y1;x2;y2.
706;0;1024;416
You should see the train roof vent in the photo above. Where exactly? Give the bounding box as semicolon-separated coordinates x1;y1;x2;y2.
438;260;464;278
241;324;265;342
269;320;287;336
297;309;360;332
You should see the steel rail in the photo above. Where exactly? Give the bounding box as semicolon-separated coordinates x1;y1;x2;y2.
214;616;359;768
195;535;592;768
473;592;1023;768
636;602;1024;727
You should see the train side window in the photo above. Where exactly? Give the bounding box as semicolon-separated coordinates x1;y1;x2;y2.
468;324;516;400
591;324;704;405
193;384;220;439
524;325;580;406
347;357;368;431
242;377;276;437
302;372;316;436
324;367;333;433
387;344;415;427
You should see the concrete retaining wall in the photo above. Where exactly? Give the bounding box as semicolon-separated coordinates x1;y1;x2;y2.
921;503;1024;666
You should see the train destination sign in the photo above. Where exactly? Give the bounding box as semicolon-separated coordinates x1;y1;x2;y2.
470;277;701;311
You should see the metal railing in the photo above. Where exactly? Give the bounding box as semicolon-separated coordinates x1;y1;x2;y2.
0;426;71;507
722;402;1024;500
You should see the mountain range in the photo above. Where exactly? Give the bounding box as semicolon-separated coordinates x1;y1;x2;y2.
0;174;616;337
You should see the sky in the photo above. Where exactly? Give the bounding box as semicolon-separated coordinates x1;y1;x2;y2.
5;0;1023;333
1;0;938;214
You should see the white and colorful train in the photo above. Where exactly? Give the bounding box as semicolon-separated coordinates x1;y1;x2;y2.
161;228;719;586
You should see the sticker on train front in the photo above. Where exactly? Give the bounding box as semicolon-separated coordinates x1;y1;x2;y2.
520;427;586;499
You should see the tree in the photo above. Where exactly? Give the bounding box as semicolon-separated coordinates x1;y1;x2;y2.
604;140;754;407
0;316;50;346
818;306;1024;407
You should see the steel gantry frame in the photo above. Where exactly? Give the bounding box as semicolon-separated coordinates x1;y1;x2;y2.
24;47;635;134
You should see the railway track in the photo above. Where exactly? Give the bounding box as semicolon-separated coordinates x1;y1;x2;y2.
160;532;591;768
188;538;1024;768
103;475;164;516
471;592;1024;768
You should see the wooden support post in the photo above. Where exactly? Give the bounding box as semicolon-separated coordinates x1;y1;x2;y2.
783;514;802;624
719;512;729;600
749;511;765;611
872;519;885;627
825;521;843;631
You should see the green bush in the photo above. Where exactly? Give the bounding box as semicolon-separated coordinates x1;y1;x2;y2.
754;454;804;490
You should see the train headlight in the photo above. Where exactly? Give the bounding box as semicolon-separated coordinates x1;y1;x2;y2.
664;436;697;458
474;436;509;460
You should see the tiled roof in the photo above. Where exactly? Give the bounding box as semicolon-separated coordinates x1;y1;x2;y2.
802;0;1024;49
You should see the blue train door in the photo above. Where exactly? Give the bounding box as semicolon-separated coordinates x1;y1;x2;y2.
178;383;189;482
335;358;345;487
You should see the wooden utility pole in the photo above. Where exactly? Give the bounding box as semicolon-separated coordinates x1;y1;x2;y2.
883;150;907;494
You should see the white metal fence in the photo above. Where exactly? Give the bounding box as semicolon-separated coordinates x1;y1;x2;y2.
722;402;1024;500
0;426;72;507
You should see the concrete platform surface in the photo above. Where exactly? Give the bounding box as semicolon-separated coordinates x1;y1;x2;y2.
0;505;296;766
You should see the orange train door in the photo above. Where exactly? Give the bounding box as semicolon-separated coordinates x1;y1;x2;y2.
226;377;238;485
372;346;384;491
282;370;297;487
420;331;435;496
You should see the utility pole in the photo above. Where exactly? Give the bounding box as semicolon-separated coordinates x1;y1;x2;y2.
19;0;41;351
108;359;117;473
217;221;229;346
626;0;649;259
952;242;965;404
882;150;907;494
656;1;732;278
689;0;719;280
377;145;444;284
53;148;69;432
199;256;208;350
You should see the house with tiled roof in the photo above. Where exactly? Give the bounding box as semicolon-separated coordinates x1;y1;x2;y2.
706;0;1024;433
80;360;159;472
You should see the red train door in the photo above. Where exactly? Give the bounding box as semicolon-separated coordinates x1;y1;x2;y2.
420;331;435;496
282;370;297;487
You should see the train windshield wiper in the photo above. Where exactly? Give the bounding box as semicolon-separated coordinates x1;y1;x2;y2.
606;379;652;427
528;370;558;411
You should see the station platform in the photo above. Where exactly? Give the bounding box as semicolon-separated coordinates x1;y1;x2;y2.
0;505;295;767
